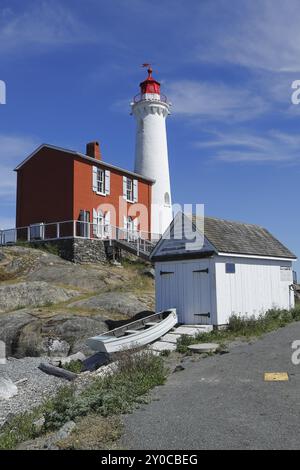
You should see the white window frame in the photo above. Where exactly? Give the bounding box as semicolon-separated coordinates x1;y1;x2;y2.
96;168;105;195
126;177;134;202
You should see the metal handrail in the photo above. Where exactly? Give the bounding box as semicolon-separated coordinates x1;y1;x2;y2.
133;92;168;104
0;220;159;252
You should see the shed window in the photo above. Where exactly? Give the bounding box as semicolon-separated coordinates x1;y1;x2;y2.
225;263;235;274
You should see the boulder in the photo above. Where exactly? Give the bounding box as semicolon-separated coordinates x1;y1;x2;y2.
0;281;78;313
187;343;219;353
143;268;155;279
69;292;149;317
8;314;108;358
25;265;107;292
0;311;36;356
0;375;18;399
41;338;70;358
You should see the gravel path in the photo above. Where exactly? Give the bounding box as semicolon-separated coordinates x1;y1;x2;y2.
0;357;65;427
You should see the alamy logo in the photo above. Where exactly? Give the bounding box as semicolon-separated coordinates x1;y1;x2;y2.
291;81;300;105
0;340;6;364
0;80;6;104
291;340;300;365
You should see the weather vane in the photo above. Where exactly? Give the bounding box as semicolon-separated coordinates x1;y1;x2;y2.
141;63;153;77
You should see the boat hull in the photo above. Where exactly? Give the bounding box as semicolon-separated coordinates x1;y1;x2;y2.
86;309;177;353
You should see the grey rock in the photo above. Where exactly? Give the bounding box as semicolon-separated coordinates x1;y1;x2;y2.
143;268;155;279
188;343;219;353
0;281;78;313
0;311;36;356
44;421;76;449
33;416;45;432
25;264;107;292
56;420;76;440
8;314;107;358
173;364;185;373
69;292;149;317
0;375;18;399
59;352;86;365
40;338;70;358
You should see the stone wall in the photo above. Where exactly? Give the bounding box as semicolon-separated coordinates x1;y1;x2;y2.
30;238;107;263
29;238;149;264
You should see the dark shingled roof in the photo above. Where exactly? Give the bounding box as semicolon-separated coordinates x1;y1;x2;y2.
192;216;296;259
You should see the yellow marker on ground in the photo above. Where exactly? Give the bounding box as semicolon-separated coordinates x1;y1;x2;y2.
264;372;289;381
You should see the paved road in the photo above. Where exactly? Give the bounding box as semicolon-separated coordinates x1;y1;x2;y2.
121;323;300;450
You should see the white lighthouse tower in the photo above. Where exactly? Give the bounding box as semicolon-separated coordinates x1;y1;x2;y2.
131;66;172;237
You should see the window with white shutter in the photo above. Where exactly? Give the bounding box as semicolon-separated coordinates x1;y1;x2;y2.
104;211;111;238
123;176;127;200
92;166;98;192
126;177;134;202
93;166;109;195
105;170;110;195
96;168;105;194
133;179;138;202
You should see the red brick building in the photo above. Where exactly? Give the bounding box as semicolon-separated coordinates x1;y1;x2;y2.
15;141;154;242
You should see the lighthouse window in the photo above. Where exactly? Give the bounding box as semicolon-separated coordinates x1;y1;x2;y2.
96;168;105;194
126;178;134;202
164;192;170;206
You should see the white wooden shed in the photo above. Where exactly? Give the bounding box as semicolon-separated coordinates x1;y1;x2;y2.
150;213;297;326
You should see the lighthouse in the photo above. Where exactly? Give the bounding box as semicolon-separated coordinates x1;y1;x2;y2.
131;66;172;237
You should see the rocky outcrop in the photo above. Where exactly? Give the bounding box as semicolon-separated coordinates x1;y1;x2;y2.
0;311;108;358
69;292;149;317
0;246;155;359
0;311;36;356
0;282;78;313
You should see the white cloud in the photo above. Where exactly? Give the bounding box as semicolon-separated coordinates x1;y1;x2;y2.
0;2;96;54
167;80;268;121
196;0;300;73
195;130;300;163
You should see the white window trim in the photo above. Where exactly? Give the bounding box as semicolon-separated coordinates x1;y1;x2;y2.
126;177;134;203
96;168;106;196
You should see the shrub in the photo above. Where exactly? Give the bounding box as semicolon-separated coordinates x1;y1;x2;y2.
62;360;83;374
176;306;300;353
44;351;167;430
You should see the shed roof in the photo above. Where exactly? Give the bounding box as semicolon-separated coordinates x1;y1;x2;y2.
191;216;296;259
150;213;296;261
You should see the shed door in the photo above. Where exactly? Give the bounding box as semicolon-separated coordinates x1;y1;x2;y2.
158;263;177;315
186;261;211;325
157;261;211;325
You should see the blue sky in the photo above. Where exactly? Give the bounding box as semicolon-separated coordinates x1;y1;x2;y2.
0;0;300;273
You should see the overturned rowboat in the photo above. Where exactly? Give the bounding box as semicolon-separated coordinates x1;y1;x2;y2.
86;309;178;354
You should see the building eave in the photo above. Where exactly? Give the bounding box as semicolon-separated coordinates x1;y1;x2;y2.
14;143;156;184
217;252;297;261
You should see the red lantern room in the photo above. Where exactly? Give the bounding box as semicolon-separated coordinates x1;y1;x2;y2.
140;66;161;95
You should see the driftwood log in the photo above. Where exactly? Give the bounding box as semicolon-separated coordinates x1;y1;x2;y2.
38;362;77;381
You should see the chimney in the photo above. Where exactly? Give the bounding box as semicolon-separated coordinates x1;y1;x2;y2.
86;141;101;160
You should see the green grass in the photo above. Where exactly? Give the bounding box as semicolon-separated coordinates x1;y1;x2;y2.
177;305;300;353
0;350;167;450
62;360;84;374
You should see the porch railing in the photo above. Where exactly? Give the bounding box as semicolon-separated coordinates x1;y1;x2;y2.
0;220;159;255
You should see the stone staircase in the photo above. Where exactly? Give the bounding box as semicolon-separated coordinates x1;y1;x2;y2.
149;324;213;352
114;238;155;260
